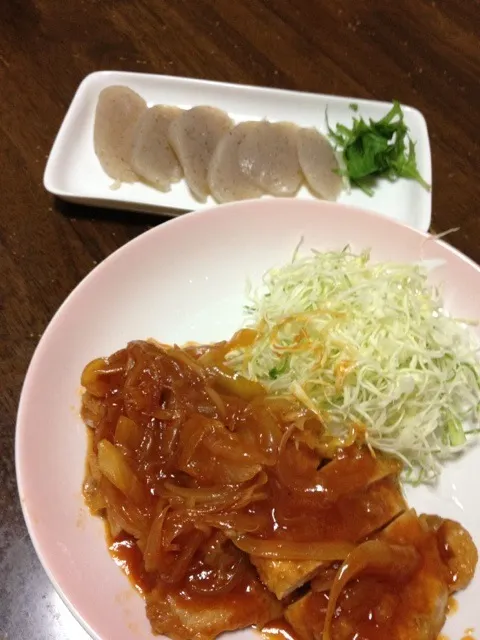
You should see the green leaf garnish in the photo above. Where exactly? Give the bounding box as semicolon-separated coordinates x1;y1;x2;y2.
268;357;289;380
447;412;466;447
327;100;431;196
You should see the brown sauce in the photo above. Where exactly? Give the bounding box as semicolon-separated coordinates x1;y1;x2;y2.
446;595;459;616
80;339;476;640
261;619;298;640
108;529;154;595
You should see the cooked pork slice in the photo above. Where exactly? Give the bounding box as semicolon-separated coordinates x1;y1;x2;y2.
344;476;407;540
251;558;323;600
249;476;406;600
297;127;343;200
287;572;447;640
285;591;327;640
207;122;263;203
421;514;478;593
145;571;282;640
286;512;452;640
376;510;450;640
94;86;147;182
307;444;403;504
238;121;303;196
168;106;233;202
130;105;183;191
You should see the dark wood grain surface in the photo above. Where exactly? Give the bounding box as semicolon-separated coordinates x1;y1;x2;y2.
1;1;479;637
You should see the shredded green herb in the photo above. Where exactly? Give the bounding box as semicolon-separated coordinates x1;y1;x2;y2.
327;100;431;196
227;247;480;483
268;357;289;380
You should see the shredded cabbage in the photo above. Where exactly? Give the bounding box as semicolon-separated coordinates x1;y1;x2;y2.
226;246;480;483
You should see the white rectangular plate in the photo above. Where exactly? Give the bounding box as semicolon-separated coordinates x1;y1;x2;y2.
44;71;432;231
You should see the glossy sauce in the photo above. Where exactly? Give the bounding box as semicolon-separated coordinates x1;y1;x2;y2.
447;596;459;616
80;340;476;640
108;530;154;594
261;619;298;640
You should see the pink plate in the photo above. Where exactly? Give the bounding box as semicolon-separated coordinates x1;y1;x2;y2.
16;198;480;639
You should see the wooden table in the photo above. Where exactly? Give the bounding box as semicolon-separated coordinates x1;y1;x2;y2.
1;1;478;637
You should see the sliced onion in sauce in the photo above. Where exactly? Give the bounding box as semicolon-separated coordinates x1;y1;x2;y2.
233;536;354;560
323;539;420;640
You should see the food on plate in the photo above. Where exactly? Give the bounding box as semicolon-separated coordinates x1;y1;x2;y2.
327;100;430;196
168;106;233;202
130;105;184;191
285;509;477;639
226;247;480;482
93;85;147;182
92;85;328;202
80;336;477;640
297;127;343;201
92;86;426;204
145;562;282;640
237;121;303;196
207;122;263;203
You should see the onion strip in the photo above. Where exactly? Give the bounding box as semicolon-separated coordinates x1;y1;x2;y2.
323;539;420;639
233;536;354;560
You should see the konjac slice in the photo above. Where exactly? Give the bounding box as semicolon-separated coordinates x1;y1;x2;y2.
94;86;146;182
130;105;183;191
238;121;303;196
168;106;233;202
297;127;343;200
208;122;263;203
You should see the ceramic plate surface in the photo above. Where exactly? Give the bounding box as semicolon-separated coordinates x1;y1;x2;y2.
44;71;432;231
17;199;477;640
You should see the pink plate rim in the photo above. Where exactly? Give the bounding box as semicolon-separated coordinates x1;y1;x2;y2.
15;197;480;639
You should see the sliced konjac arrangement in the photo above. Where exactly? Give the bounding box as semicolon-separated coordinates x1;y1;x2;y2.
81;337;477;640
130;105;184;192
93;85;343;203
168;105;234;202
94;86;147;183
